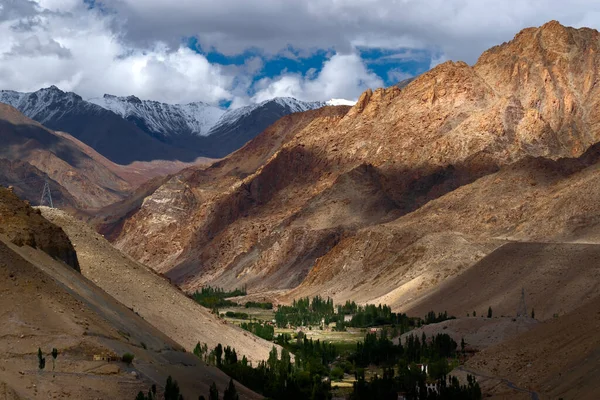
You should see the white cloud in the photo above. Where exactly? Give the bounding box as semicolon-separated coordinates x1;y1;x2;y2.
2;0;600;106
251;53;383;103
0;1;238;104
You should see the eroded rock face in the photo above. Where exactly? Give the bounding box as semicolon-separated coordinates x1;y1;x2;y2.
0;187;80;271
116;22;600;302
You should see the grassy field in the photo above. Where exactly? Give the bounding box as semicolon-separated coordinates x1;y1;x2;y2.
275;327;366;345
220;306;368;348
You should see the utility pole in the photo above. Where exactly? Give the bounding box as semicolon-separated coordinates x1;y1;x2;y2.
40;179;53;208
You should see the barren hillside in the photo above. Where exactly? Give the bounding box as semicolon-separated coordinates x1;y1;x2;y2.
0;187;260;399
41;207;278;364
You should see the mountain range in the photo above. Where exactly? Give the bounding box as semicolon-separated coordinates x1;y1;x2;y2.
0;87;340;163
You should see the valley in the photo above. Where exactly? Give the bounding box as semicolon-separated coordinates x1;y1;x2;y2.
1;14;600;400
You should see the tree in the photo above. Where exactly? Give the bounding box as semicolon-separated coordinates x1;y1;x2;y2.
136;392;146;400
531;308;535;319
223;379;238;400
51;348;58;371
209;382;219;400
122;353;135;365
37;347;46;370
487;307;492;318
472;311;476;317
164;375;181;400
215;344;223;367
461;337;466;354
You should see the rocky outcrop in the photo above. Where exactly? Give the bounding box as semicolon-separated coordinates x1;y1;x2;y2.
0;187;80;271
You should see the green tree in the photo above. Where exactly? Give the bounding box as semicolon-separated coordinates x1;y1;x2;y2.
122;353;135;365
135;391;146;400
209;382;219;400
472;311;476;317
215;344;223;367
487;307;492;318
461;337;466;353
164;375;181;400
223;379;238;400
37;347;46;370
51;348;58;371
531;308;535;319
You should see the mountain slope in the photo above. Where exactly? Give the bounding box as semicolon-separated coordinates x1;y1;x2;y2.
113;21;600;310
0;102;132;209
200;97;326;157
0;187;260;399
90;94;225;139
41;207;279;364
0;86;198;164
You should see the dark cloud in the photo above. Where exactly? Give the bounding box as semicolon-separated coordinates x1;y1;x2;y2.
99;0;600;62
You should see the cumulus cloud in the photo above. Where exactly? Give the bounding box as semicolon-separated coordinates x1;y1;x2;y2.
251;53;383;103
0;1;240;104
2;0;600;106
99;0;600;63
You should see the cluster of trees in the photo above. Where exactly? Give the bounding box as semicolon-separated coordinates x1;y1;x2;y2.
244;301;273;309
240;321;275;341
275;296;335;327
135;376;239;400
225;311;249;320
423;311;455;325
37;347;58;371
192;341;333;400
351;367;481;400
348;331;478;400
275;296;429;330
351;332;457;368
190;286;247;310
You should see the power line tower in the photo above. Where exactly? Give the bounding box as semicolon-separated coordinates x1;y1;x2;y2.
40;179;53;208
516;287;527;318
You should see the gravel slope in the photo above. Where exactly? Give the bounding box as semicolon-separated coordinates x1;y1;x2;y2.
40;207;276;364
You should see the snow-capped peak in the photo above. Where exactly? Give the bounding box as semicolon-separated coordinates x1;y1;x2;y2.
89;94;226;137
0;86;95;125
211;97;326;131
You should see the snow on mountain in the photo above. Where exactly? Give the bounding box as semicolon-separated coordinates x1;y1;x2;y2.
212;97;326;131
89;94;226;137
0;85;341;161
326;98;356;106
0;86;100;125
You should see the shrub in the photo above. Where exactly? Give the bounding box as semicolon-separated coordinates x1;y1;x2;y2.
122;353;135;365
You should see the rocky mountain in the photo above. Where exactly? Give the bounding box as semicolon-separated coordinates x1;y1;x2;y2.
89;94;226;139
109;22;600;397
91;94;327;158
199;97;327;157
0;86;198;164
114;20;600;314
0;86;331;163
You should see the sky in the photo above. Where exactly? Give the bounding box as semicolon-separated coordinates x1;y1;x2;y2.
1;0;600;108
